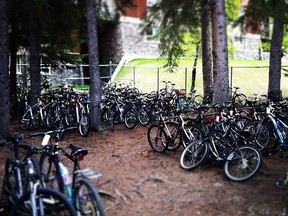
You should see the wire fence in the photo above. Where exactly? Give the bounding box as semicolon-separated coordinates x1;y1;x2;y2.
16;63;288;98
112;64;288;99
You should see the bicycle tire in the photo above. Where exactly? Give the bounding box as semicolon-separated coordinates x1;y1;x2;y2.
149;106;161;126
233;93;247;107
124;107;137;129
164;121;181;151
147;125;168;153
65;105;77;126
224;145;262;182
19;111;31;130
46;107;58;128
101;108;114;131
179;139;209;170
138;105;150;126
79;113;90;137
2;156;43;202
243;120;270;151
180;123;203;149
10;187;77;216
74;178;105;216
39;153;65;193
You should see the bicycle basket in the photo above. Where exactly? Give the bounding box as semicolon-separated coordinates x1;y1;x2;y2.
175;89;185;95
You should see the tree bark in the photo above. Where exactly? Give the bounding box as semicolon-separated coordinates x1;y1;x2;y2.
86;0;103;131
201;0;213;104
268;16;284;102
211;0;229;104
0;0;11;136
29;12;41;105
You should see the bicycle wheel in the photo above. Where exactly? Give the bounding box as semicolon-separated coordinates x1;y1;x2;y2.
102;108;114;131
74;178;105;216
180;140;209;170
165;121;182;151
243;120;270;151
124;108;137;129
39;153;64;193
149;106;161;126
65;105;77;126
180;123;203;149
10;187;76;216
79;113;90;137
46;108;58;128
19;111;31;130
147;125;168;153
233;93;247;107
2;158;19;202
224;145;262;182
138;105;150;126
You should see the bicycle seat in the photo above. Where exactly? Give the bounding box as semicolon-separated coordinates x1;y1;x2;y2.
69;144;88;157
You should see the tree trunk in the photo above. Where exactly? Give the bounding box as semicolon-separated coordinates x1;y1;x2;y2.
201;0;213;104
29;13;41;105
190;43;199;92
0;0;11;136
268;16;284;102
10;37;18;118
211;0;229;104
85;0;103;132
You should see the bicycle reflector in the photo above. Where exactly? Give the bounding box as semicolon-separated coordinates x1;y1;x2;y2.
77;154;85;161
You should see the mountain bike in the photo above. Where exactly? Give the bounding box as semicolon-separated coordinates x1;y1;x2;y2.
1;134;76;215
147;111;202;153
180;117;263;182
29;129;105;216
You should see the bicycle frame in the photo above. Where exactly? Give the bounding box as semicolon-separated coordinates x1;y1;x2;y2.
265;110;288;147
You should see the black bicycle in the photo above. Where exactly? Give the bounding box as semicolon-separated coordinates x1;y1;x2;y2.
1;134;77;215
29;129;105;216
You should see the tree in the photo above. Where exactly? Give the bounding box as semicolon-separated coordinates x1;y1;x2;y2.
211;0;229;104
144;0;240;104
85;0;103;131
28;7;42;105
201;0;213;103
0;0;11;136
268;0;287;102
7;0;83;108
235;0;288;102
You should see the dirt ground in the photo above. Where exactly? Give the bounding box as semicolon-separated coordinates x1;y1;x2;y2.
2;122;288;216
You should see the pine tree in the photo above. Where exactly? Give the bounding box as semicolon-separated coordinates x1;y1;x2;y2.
0;0;11;136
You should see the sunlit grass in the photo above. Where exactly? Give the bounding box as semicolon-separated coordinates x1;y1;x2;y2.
114;58;288;98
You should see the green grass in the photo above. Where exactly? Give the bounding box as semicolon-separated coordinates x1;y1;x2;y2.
114;58;288;98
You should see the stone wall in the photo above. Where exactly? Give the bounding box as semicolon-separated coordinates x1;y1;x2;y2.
98;16;160;65
119;17;160;58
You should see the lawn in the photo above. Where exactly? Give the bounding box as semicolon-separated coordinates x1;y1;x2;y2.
113;58;288;98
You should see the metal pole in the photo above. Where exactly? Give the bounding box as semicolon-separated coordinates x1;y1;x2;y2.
185;67;187;94
133;66;136;86
157;67;160;93
109;61;112;86
230;66;233;96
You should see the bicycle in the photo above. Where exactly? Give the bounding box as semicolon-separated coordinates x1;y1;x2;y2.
1;134;77;215
229;87;247;107
29;129;105;216
147;111;202;153
179;114;263;182
65;92;90;136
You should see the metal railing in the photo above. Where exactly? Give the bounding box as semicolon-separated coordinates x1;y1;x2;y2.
16;62;288;98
